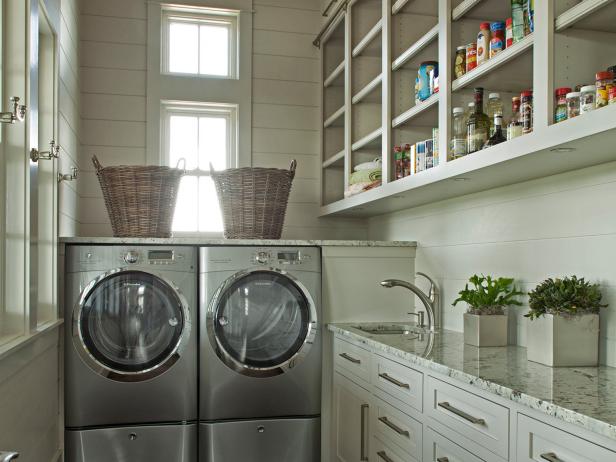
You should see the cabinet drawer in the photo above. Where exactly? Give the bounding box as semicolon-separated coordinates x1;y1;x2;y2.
517;414;616;462
372;396;422;460
372;435;417;462
373;354;423;412
424;427;485;462
426;377;509;459
334;337;371;383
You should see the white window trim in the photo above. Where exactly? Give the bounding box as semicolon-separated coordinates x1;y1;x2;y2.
161;6;239;79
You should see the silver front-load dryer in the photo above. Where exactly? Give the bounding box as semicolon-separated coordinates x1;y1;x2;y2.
199;246;321;462
64;245;197;461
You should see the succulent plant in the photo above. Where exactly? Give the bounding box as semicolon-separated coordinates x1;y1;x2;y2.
453;274;523;315
526;276;607;320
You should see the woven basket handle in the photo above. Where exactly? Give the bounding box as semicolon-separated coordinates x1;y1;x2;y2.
92;155;103;171
289;159;297;179
175;157;187;172
209;162;216;173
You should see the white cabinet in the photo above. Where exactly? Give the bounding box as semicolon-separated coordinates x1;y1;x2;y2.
334;337;373;385
423;427;485;462
372;395;422;461
333;371;372;462
373;353;423;413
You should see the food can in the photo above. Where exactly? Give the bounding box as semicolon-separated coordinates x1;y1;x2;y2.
466;43;477;72
506;18;513;48
417;61;438;101
489;22;505;58
454;46;466;79
596;71;614;108
609;87;616;105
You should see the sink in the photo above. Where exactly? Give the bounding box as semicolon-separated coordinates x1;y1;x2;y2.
352;323;424;336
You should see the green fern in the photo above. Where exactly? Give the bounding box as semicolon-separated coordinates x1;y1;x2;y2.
453;274;523;315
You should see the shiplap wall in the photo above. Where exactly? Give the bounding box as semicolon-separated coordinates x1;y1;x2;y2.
58;0;81;236
368;161;616;367
76;0;367;239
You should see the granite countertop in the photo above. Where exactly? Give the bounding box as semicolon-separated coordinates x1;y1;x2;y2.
329;323;616;442
59;237;416;247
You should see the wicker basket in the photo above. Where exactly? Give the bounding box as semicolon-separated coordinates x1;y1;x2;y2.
93;156;185;238
211;160;297;239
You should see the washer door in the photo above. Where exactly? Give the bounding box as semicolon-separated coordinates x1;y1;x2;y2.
208;269;317;377
74;269;190;382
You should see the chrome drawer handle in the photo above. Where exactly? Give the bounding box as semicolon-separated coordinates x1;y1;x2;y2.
360;404;369;461
378;416;410;437
541;453;564;462
379;373;410;389
437;458;449;462
377;450;395;462
339;353;361;364
437;401;486;425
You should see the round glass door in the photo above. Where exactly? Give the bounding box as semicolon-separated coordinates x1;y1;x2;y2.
75;270;189;380
211;270;315;376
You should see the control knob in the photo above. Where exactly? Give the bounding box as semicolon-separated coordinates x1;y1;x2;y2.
255;251;269;264
124;251;139;264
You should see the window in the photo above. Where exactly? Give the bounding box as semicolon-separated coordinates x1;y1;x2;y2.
162;7;238;78
162;102;237;233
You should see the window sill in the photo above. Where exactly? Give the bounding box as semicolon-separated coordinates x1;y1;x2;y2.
0;319;64;362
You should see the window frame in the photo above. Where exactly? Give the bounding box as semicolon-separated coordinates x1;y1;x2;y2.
161;6;239;79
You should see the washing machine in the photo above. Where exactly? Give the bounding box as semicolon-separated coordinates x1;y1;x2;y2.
199;246;321;462
64;245;198;462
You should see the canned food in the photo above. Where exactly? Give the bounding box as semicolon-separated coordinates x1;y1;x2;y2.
609;86;616;105
596;71;614;108
466;43;477;72
489;22;505;58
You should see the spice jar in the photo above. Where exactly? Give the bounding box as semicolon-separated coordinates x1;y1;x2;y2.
466;43;477;72
596;71;614;108
521;90;533;134
566;92;580;119
489;22;505;58
477;23;490;66
505;18;513;48
454;46;466;79
609;87;616;105
580;85;596;114
554;87;571;123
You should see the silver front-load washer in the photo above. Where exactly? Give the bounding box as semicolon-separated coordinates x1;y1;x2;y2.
64;245;197;462
199;246;321;462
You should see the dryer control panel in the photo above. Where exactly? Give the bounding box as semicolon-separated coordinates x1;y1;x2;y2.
252;249;312;266
201;246;321;273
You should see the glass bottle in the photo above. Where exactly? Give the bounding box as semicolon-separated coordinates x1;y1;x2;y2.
450;107;467;160
507;96;523;140
467;87;490;153
487;92;503;136
485;115;507;148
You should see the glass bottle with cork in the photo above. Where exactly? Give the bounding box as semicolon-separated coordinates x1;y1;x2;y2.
467;87;490;153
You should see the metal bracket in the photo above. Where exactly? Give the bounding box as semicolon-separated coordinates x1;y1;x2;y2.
0;97;27;124
58;166;78;183
31;140;61;162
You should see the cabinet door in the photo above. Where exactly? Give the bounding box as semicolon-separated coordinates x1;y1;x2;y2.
334;371;372;462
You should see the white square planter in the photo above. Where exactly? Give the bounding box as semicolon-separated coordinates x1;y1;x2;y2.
527;313;599;367
463;313;508;347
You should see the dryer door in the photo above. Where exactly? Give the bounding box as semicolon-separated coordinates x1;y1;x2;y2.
209;269;317;377
74;269;190;382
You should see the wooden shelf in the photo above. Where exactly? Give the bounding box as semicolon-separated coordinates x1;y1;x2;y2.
323;149;345;168
452;33;533;92
321;105;616;216
324;61;345;88
392;93;438;128
352;127;382;152
392;25;438;71
352;19;382;58
352;74;382;104
324;106;345;128
556;0;616;33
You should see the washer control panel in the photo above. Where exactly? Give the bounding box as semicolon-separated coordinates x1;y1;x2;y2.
252;249;311;266
120;249;185;266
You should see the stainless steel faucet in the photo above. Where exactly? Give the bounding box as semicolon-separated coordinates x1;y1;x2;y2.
380;272;441;332
0;452;19;461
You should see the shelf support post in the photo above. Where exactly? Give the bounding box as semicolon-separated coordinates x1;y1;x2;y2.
344;6;352;193
438;0;452;164
381;0;392;183
533;0;554;132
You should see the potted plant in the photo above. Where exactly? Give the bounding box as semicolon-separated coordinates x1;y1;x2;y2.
525;276;607;367
453;275;523;347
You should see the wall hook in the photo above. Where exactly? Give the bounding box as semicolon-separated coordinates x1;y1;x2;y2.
0;97;27;124
58;166;78;183
31;140;61;162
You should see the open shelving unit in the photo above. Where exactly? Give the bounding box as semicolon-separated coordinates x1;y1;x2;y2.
318;0;616;216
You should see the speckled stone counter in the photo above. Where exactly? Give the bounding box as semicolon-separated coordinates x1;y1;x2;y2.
59;237;416;247
329;323;616;442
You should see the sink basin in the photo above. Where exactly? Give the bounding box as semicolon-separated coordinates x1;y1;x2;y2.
352;323;424;335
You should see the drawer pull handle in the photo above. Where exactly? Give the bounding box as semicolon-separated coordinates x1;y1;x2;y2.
339;353;361;364
360;404;369;461
437;401;486;425
541;453;564;462
437;458;449;462
378;416;410;437
379;373;410;389
377;450;395;462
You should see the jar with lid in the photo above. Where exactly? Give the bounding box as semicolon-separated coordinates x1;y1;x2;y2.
554;87;571;123
454;46;466;79
580;85;596;114
596;71;614;108
566;92;580;119
609;87;616;105
487;93;503;136
477;22;490;66
489;22;505;58
451;107;467;160
521;90;533;134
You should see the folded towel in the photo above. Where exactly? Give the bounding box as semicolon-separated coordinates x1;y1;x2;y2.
354;158;382;172
344;180;382;198
350;168;381;185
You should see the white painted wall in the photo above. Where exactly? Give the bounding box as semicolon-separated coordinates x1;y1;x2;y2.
76;0;367;239
368;161;616;367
